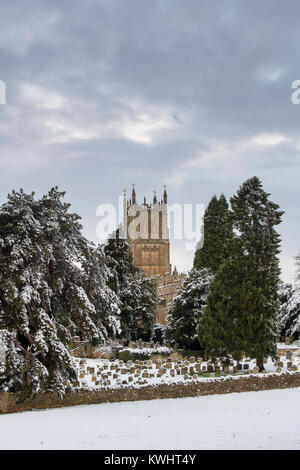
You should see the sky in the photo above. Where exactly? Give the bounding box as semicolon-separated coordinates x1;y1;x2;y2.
0;0;299;281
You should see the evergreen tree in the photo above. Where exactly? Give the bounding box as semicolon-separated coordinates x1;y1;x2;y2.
198;177;284;370
0;188;120;400
278;283;300;340
193;194;233;273
125;271;157;341
165;268;213;349
104;230;157;341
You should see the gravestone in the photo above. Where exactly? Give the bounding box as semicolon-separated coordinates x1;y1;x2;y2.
286;350;292;361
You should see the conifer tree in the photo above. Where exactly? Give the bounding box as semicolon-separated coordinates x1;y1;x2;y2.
125;271;157;341
165;268;213;349
193;194;233;273
0;188;120;400
278;283;300;340
198;177;284;370
104;230;157;341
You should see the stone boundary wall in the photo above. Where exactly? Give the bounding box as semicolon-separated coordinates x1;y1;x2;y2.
1;372;300;414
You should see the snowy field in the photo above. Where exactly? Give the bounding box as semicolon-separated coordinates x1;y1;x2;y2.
0;388;300;450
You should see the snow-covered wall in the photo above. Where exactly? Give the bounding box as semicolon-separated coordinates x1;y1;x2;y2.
1;372;300;414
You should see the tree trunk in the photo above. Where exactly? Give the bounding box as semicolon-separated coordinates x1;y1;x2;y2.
256;357;264;372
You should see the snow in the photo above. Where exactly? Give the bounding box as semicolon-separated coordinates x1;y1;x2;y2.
277;342;300;350
119;346;172;356
0;388;300;449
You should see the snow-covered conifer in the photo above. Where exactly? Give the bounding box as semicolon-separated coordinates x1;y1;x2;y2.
104;229;157;341
0;188;120;399
165;268;213;349
278;283;300;340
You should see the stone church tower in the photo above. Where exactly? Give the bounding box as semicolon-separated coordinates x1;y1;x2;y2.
123;185;171;277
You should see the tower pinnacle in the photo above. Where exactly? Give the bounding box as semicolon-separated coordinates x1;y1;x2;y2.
131;183;136;205
163;185;167;204
153;190;157;204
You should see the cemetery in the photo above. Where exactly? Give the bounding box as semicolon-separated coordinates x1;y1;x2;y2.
73;341;300;391
1;339;300;414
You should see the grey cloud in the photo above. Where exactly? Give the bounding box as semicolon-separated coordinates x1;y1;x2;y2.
0;0;299;281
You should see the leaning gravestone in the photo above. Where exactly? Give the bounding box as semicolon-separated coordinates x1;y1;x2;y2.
286;349;292;361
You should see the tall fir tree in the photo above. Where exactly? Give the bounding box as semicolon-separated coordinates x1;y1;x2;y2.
0;188;120;400
104;229;157;341
193;194;233;273
165;268;213;349
198;177;284;370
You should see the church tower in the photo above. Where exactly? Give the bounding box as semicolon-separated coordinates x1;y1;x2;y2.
123;185;171;277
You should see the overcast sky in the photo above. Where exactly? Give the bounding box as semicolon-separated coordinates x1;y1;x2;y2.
0;0;299;281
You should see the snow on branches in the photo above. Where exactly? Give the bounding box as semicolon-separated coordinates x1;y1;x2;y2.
0;188;120;399
278;283;300;340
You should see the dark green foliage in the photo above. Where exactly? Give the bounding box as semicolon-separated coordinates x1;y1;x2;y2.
151;323;167;343
194;194;233;273
117;349;150;362
165;268;213;349
198;177;283;370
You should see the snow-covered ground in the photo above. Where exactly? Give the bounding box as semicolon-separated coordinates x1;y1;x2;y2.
1;388;299;450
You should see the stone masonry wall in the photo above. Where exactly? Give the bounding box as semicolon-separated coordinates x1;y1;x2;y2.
1;372;300;414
